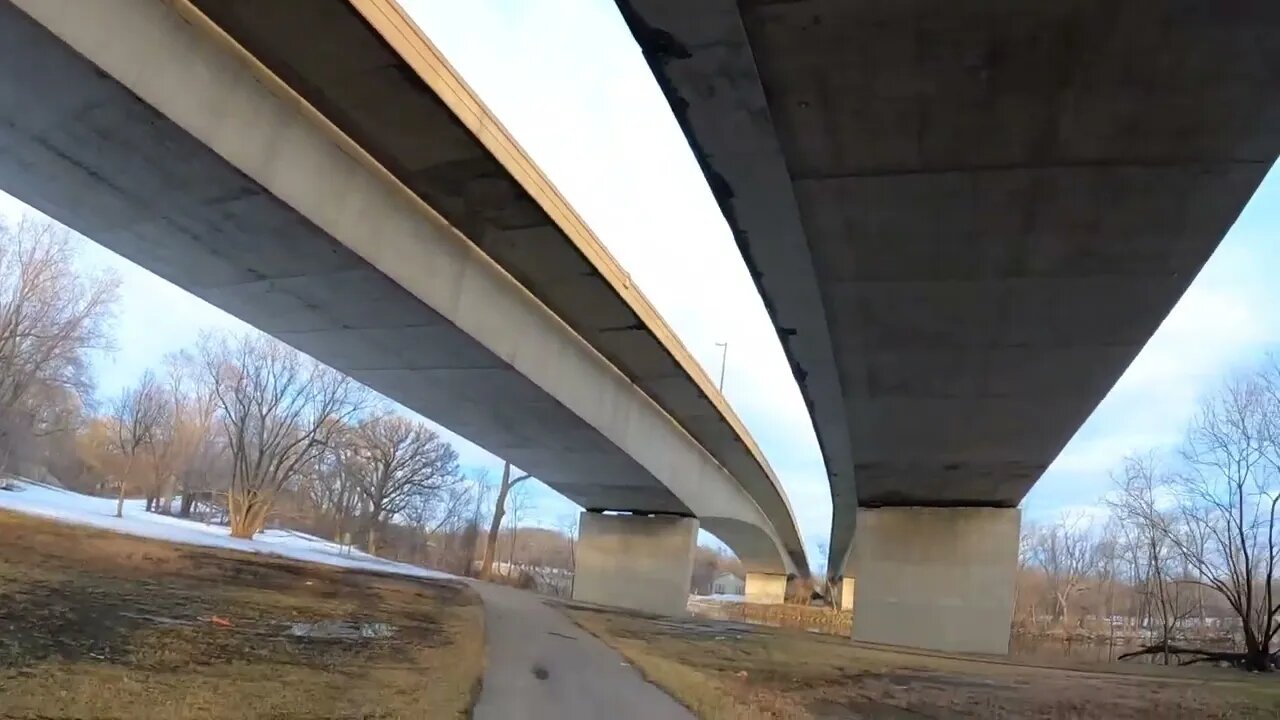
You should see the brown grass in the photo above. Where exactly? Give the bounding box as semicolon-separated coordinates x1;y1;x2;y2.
0;510;484;719
567;605;1280;720
689;597;852;637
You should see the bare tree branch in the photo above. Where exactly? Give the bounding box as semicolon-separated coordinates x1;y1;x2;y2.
198;332;368;539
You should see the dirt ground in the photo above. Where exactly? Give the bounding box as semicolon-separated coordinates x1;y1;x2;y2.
0;510;484;719
567;604;1280;720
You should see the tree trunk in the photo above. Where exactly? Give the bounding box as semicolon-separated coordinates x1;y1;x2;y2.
114;456;135;518
1243;629;1270;672
115;475;128;518
367;522;378;556
228;490;269;539
480;463;513;578
333;481;349;543
508;524;518;573
159;475;176;515
229;511;259;538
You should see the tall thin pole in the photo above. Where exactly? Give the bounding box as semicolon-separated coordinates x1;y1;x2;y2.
715;342;729;393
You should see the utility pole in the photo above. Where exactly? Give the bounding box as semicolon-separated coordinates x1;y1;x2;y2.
715;341;729;393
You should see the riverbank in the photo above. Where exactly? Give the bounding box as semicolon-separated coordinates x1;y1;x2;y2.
569;603;1280;719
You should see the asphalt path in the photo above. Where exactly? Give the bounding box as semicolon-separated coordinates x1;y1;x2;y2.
468;581;694;720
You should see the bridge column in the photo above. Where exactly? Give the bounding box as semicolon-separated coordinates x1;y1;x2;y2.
849;507;1019;654
833;577;856;612
572;511;698;616
744;572;788;604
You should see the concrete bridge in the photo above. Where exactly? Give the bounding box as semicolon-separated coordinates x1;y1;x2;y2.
618;0;1280;652
0;0;809;614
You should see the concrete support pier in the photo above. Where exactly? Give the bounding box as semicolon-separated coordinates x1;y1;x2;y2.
572;512;698;616
744;572;788;604
834;577;856;613
849;507;1020;654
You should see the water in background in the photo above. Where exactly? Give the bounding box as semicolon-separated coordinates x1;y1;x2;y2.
1010;635;1238;666
1010;636;1150;665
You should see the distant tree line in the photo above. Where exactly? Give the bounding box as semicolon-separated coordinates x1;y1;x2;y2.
1020;359;1280;671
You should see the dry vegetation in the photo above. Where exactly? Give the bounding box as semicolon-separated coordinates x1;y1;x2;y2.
0;511;484;719
1017;361;1280;670
568;605;1280;720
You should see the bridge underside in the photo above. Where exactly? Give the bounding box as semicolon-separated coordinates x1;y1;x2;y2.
622;0;1280;650
620;0;1280;576
188;0;808;577
193;0;807;577
0;0;803;579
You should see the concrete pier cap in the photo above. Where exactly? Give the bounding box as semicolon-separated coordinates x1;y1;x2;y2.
846;506;1021;655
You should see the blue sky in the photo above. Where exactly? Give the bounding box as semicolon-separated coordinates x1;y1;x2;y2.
2;0;1278;569
1021;176;1280;521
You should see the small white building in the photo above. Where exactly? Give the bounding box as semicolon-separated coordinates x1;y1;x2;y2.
711;571;745;596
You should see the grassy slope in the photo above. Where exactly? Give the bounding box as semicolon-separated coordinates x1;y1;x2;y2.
568;606;1280;720
0;510;484;719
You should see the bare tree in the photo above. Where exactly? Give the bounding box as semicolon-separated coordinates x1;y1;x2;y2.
199;332;367;539
141;353;217;513
413;477;474;535
109;370;165;518
0;217;118;469
402;478;475;565
1111;371;1280;670
1014;524;1044;630
350;413;460;553
480;461;530;578
1027;514;1096;629
74;416;121;495
1165;374;1274;669
456;471;492;575
299;428;362;542
558;512;578;575
1109;455;1197;664
505;481;535;571
1093;519;1123;655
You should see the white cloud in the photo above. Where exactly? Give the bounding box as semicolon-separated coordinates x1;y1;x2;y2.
1106;282;1268;415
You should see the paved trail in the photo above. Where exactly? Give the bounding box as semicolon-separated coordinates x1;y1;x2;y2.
468;582;694;720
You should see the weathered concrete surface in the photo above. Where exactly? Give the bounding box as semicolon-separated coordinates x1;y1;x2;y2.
469;581;693;720
572;512;698;616
0;0;801;575
744;572;787;605
185;0;808;579
618;0;1280;576
849;507;1020;654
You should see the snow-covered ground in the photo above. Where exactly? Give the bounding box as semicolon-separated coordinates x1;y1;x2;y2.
692;593;747;603
0;478;454;581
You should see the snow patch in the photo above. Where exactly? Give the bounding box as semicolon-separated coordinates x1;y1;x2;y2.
693;593;747;603
0;478;454;582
